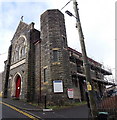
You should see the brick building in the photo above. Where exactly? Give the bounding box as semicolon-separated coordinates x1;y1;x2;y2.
3;9;112;105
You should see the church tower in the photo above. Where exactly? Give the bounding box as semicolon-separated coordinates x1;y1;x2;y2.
40;9;72;104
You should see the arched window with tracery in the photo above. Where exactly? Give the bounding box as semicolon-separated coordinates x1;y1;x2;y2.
19;36;27;59
12;35;27;63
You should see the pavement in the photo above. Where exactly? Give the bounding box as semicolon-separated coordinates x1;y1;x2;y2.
2;97;90;120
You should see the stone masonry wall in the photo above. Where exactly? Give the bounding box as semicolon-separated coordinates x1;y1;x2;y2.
40;9;72;105
34;41;41;103
26;28;40;102
8;21;30;100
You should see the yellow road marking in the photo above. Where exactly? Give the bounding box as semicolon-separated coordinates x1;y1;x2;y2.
0;101;39;120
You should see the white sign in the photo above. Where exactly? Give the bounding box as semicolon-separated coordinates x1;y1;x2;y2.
67;89;74;98
53;80;63;93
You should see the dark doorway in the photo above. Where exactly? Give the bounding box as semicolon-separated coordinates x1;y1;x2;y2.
79;76;86;101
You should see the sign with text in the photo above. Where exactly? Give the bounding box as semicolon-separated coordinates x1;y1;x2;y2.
53;80;63;93
67;88;74;98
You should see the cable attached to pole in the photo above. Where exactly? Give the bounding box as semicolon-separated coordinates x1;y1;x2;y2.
61;0;72;10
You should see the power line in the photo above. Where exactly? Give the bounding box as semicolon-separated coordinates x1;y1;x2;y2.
61;0;72;10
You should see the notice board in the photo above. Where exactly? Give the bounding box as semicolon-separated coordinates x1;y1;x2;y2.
53;80;63;93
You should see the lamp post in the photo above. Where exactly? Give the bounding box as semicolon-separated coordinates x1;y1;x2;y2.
65;0;98;119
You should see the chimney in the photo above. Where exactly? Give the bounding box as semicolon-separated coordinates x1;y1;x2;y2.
30;22;35;29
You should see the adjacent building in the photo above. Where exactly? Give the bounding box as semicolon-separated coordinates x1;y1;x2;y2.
3;9;113;105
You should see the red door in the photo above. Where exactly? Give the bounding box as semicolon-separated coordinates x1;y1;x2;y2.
15;76;21;98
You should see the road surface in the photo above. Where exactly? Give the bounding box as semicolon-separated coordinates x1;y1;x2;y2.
0;98;37;119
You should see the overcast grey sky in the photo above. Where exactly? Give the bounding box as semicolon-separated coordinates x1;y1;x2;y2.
0;0;115;80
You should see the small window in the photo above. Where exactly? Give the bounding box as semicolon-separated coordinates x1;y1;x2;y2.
53;50;59;62
69;56;76;63
44;68;48;82
62;36;66;48
72;75;78;87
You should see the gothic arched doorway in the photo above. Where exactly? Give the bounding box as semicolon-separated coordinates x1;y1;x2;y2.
15;75;21;98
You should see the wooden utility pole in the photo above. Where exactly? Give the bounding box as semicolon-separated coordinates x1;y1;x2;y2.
72;0;98;119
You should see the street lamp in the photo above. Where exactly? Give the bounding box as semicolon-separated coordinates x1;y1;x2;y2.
65;10;78;19
65;10;73;17
65;0;98;119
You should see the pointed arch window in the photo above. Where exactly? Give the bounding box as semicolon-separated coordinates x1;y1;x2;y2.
20;46;26;58
16;46;20;60
13;45;20;61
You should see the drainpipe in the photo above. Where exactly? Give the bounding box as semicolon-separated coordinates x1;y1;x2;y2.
38;39;42;104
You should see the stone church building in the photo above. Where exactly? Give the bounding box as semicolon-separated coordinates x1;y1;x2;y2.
3;9;112;105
